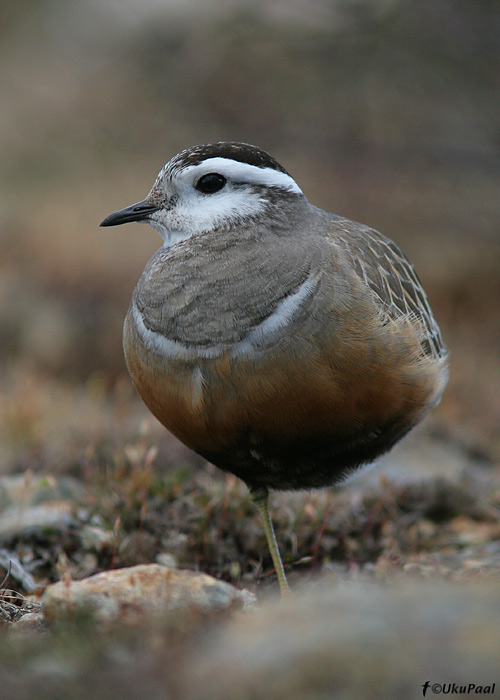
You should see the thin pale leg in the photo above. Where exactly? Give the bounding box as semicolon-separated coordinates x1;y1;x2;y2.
250;486;292;598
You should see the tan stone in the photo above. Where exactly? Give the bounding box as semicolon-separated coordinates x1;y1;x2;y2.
42;564;252;626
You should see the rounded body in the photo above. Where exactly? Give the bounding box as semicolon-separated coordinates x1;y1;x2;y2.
123;211;448;491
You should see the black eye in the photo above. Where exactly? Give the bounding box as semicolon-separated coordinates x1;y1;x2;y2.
196;173;227;194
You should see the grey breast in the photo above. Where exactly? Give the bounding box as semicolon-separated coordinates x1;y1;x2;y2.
132;222;325;350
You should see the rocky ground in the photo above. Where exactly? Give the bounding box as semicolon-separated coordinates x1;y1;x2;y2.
0;419;499;698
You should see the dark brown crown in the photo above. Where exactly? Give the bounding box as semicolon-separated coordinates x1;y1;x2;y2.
168;142;290;175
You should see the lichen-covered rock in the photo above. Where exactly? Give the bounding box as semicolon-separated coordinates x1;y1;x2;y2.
42;564;253;627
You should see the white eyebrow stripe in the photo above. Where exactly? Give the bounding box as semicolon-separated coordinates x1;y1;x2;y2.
131;274;316;361
183;158;303;194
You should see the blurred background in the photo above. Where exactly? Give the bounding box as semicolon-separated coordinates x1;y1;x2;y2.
1;0;499;475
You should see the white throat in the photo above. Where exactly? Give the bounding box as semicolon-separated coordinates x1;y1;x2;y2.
150;188;268;246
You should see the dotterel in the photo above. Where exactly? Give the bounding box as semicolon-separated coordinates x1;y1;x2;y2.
101;142;448;597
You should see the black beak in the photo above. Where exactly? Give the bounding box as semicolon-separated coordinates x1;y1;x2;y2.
100;199;159;227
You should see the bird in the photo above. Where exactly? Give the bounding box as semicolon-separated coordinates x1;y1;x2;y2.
100;141;448;597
